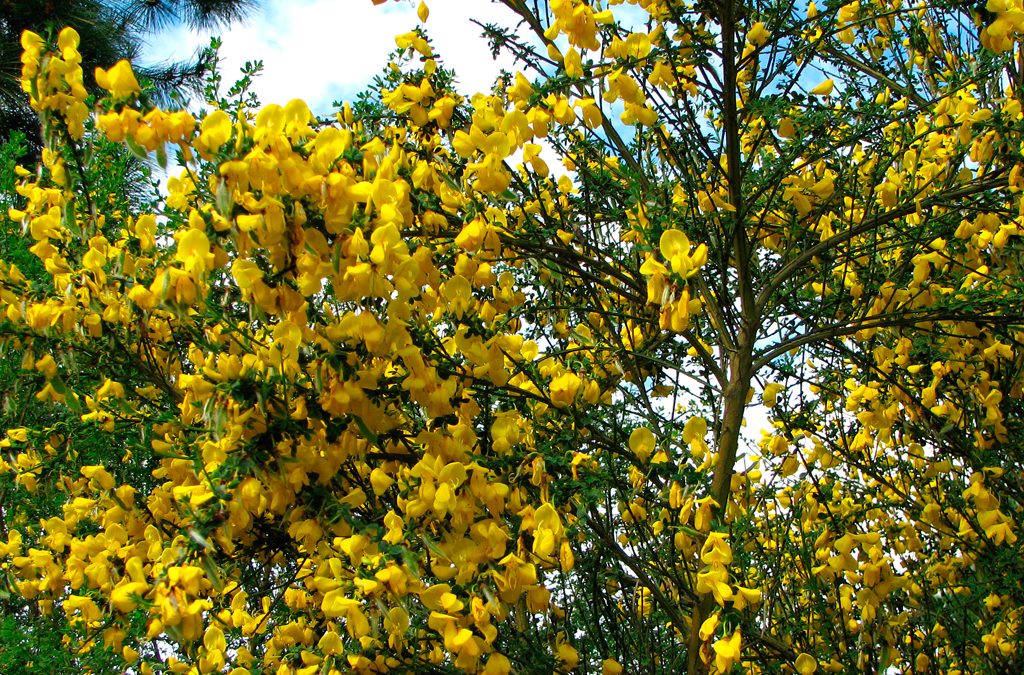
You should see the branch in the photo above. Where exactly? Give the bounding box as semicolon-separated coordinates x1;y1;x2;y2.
756;173;1010;315
754;304;1024;370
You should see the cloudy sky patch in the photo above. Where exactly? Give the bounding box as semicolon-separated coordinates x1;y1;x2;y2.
144;0;525;114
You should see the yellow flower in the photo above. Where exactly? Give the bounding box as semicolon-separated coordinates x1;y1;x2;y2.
134;214;157;251
559;540;575;571
175;228;213;274
700;532;733;565
712;630;742;672
549;371;582;408
629;426;656;462
532;503;564;558
555;632;579;670
21;30;44;52
110;581;149;612
197;110;233;154
441;275;473;317
684;416;709;454
696;565;733;605
659;229;708;278
762;382;783;408
747;22;771;47
231;259;263;290
602;658;623;675
95;60;141;98
777;117;796;138
699;613;720;640
795;652;818;674
57;27;80;52
809;78;834;96
370;467;395;495
482;653;512;675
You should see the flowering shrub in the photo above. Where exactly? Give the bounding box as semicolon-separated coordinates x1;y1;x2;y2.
3;2;1024;672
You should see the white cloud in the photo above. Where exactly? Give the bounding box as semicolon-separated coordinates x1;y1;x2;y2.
143;0;527;114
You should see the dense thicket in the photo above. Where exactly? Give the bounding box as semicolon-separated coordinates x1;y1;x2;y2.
2;1;1024;673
